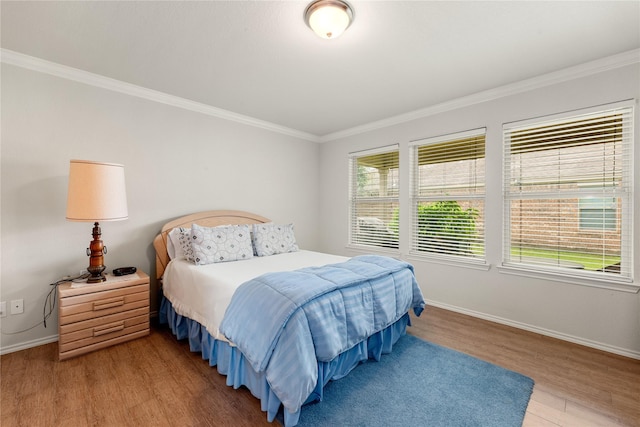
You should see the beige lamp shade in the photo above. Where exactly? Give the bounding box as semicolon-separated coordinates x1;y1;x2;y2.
66;160;128;222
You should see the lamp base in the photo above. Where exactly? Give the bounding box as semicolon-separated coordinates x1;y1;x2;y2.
87;265;106;283
86;222;107;283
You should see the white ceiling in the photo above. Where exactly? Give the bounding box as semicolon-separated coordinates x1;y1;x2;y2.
2;1;639;139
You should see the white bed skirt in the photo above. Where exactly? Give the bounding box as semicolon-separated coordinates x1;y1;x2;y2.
159;296;411;426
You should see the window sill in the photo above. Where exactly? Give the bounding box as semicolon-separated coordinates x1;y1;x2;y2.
497;264;639;294
405;252;491;271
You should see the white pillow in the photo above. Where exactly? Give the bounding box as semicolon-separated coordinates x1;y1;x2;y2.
252;223;299;257
190;224;253;265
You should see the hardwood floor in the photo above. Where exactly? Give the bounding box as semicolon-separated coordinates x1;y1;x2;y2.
410;307;640;427
1;306;638;427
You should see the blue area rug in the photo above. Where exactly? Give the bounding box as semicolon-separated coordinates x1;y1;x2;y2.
293;334;534;427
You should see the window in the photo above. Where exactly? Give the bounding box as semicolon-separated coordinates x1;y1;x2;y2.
579;196;616;231
503;103;633;282
349;145;399;249
409;129;485;261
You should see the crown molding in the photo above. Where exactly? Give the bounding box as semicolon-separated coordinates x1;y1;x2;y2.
0;49;321;143
3;48;638;144
320;48;640;142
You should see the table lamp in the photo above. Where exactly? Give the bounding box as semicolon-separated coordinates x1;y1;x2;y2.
66;160;128;283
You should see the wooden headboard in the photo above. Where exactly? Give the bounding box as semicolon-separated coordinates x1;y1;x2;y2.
152;210;271;281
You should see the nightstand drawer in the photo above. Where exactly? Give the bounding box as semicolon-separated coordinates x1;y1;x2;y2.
59;306;149;343
58;313;149;353
59;285;148;325
58;328;150;361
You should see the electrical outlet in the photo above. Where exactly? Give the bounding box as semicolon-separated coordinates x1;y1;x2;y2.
0;301;6;318
10;299;24;315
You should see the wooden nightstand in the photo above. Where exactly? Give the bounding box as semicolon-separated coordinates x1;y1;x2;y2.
57;270;150;360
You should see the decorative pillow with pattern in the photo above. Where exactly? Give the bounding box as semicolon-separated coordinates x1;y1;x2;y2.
190;224;253;265
168;227;188;259
176;227;195;262
252;223;299;257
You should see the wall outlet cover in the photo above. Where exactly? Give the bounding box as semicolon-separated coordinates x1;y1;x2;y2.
10;299;24;315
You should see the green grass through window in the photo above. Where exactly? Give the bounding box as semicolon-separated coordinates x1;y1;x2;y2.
510;247;620;271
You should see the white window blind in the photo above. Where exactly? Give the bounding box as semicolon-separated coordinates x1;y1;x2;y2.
503;103;633;282
409;129;485;260
349;145;399;249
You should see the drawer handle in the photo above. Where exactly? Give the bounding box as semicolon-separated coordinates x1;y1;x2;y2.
93;297;124;311
93;321;125;337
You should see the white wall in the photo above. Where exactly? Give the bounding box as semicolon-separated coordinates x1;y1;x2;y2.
2;59;639;359
0;63;320;351
319;64;640;358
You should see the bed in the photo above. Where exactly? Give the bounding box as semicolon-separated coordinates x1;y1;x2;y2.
153;210;425;426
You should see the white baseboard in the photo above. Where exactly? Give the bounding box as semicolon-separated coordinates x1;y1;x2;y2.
0;334;59;356
425;299;640;360
2;306;637;360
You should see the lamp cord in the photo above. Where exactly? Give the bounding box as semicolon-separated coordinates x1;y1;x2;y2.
0;273;89;335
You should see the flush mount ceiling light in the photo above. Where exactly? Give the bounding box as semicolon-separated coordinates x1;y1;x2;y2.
304;0;354;39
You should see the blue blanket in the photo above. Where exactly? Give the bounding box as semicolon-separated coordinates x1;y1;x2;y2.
219;255;425;415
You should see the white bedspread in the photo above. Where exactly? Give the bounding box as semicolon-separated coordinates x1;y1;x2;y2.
162;250;349;341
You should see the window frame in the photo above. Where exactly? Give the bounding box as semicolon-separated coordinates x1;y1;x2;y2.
500;101;635;292
408;128;487;267
348;144;400;252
